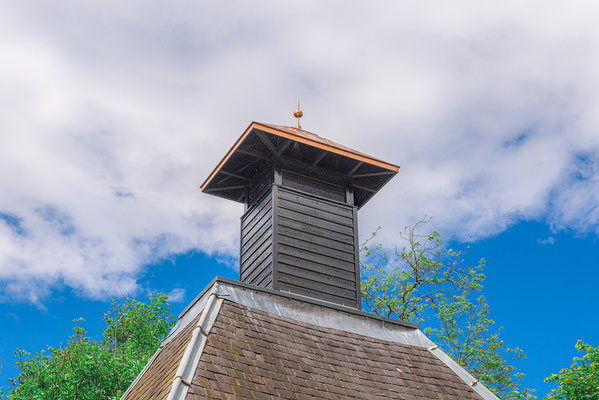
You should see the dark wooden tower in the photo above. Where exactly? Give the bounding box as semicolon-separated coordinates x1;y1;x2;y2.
201;112;398;309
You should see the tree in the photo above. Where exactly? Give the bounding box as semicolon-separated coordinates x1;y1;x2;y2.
544;340;599;400
5;293;175;400
360;218;535;399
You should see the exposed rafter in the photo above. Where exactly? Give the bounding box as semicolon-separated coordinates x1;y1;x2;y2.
237;149;268;160
204;185;245;193
313;150;328;166
277;139;292;155
352;171;396;178
255;131;279;156
353;184;376;193
348;161;363;176
235;191;246;202
220;170;249;180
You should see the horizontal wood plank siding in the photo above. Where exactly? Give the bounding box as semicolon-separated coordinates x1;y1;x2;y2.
277;217;354;244
278;254;355;281
242;254;272;282
278;210;353;236
238;169;361;308
273;187;359;308
277;225;354;253
277;243;355;271
278;282;356;308
278;198;353;226
282;170;345;202
248;167;273;205
279;189;353;218
278;262;355;291
277;272;356;300
240;189;273;289
242;197;272;231
278;235;354;263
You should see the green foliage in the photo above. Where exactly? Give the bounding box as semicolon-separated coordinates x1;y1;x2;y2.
544;341;599;400
361;218;535;399
5;293;175;400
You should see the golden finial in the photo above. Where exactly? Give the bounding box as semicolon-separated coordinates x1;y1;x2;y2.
293;99;303;129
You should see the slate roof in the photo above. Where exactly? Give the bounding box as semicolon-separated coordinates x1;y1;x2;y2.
123;312;201;400
120;278;497;400
189;301;483;400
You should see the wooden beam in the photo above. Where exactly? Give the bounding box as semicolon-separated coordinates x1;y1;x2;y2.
348;161;363;176
237;149;268;160
220;170;249;180
277;139;292;155
352;171;396;178
279;155;348;186
253;122;400;171
201;121;399;192
292;142;304;160
217;157;263;186
204;185;245;193
313;150;328;166
353;184;377;193
238;157;263;172
255;131;279;156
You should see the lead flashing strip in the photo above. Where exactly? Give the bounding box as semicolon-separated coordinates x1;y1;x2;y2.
120;287;220;400
166;293;223;400
416;330;499;400
128;279;497;400
179;277;418;329
180;280;498;399
212;280;425;347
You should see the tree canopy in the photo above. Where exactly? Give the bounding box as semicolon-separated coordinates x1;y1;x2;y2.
4;293;175;400
360;218;535;399
544;340;599;400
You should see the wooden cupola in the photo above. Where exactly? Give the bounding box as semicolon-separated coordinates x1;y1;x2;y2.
201;112;398;309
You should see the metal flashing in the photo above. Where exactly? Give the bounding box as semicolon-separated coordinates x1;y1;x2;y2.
179;277;418;329
166;294;223;400
124;278;498;399
416;330;500;400
173;278;499;399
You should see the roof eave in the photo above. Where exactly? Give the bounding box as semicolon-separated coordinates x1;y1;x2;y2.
201;122;400;193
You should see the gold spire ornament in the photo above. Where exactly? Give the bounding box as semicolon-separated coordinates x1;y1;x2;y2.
293;100;303;129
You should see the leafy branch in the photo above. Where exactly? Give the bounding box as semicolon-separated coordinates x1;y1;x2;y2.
361;217;535;399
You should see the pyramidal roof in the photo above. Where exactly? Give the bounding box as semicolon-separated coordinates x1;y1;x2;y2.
120;278;498;400
200;121;399;208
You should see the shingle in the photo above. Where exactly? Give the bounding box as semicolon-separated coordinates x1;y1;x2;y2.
185;301;484;400
123;312;202;400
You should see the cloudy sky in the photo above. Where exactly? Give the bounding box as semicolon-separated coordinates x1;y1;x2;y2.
1;1;598;395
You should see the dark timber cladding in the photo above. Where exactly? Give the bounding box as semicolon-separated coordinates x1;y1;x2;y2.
202;121;399;309
240;188;273;288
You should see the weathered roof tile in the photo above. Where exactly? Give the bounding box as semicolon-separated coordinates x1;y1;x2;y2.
180;301;484;400
122;312;202;400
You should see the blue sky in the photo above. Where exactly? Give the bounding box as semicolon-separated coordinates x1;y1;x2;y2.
1;224;597;397
1;1;599;398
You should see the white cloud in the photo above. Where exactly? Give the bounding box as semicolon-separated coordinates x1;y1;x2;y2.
537;237;556;245
166;288;186;303
1;1;599;303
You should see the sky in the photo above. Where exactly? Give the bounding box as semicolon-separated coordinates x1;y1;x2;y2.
0;1;598;397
